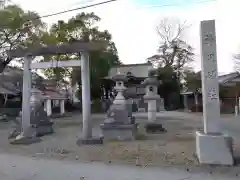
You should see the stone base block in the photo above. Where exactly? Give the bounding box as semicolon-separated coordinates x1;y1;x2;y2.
196;131;234;165
145;122;166;134
50;114;68;119
35;125;54;137
100;124;137;141
10;135;41;145
8;130;20;139
76;137;103;146
9;123;54;139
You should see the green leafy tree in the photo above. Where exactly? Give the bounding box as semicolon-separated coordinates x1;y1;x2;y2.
0;4;45;72
40;12;121;100
184;70;201;94
184;70;201;110
157;66;180;109
149;18;194;75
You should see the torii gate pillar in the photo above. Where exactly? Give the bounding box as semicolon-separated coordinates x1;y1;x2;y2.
81;51;92;139
19;54;34;138
77;51;103;144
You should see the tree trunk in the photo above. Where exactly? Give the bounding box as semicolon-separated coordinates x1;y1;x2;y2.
0;57;13;73
3;94;8;107
0;64;6;73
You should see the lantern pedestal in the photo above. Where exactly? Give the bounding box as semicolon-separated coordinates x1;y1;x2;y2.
142;69;166;134
100;73;137;141
100;123;137;141
144;123;166;134
9;87;54;141
10;129;42;145
76;137;103;145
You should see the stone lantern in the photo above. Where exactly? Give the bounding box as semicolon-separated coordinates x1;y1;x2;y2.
9;75;54;140
30;74;54;135
112;73;127;106
100;72;137;141
142;69;166;133
30;74;43;108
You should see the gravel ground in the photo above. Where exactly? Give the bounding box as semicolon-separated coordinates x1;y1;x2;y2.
1;153;240;180
0;112;240;177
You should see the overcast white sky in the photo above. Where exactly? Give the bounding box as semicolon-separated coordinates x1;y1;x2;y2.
12;0;240;74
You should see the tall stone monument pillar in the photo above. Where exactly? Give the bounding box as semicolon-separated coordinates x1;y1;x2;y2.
142;69;166;133
196;20;233;165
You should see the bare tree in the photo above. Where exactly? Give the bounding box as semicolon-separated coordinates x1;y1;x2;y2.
148;17;194;76
233;54;240;72
156;18;186;44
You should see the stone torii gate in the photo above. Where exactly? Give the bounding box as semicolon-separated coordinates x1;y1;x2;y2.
8;41;106;144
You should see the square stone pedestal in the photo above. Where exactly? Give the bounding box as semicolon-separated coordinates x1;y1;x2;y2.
76;137;103;146
144;122;166;134
196;131;234;165
10;135;41;145
35;121;54;137
100;124;137;141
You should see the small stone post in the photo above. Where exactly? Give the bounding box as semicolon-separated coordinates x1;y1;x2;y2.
46;99;52;116
196;20;233;165
44;100;47;112
237;97;240;116
60;100;65;115
142;69;166;133
183;94;188;111
235;105;238;116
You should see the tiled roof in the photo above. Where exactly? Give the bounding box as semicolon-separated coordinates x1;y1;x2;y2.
107;63;152;79
0;66;67;98
218;72;240;84
147;54;162;60
42;90;67;100
0;66;44;93
184;71;240;85
0;86;17;95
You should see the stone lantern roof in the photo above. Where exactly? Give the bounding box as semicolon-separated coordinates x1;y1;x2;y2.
141;69;160;87
112;73;128;82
